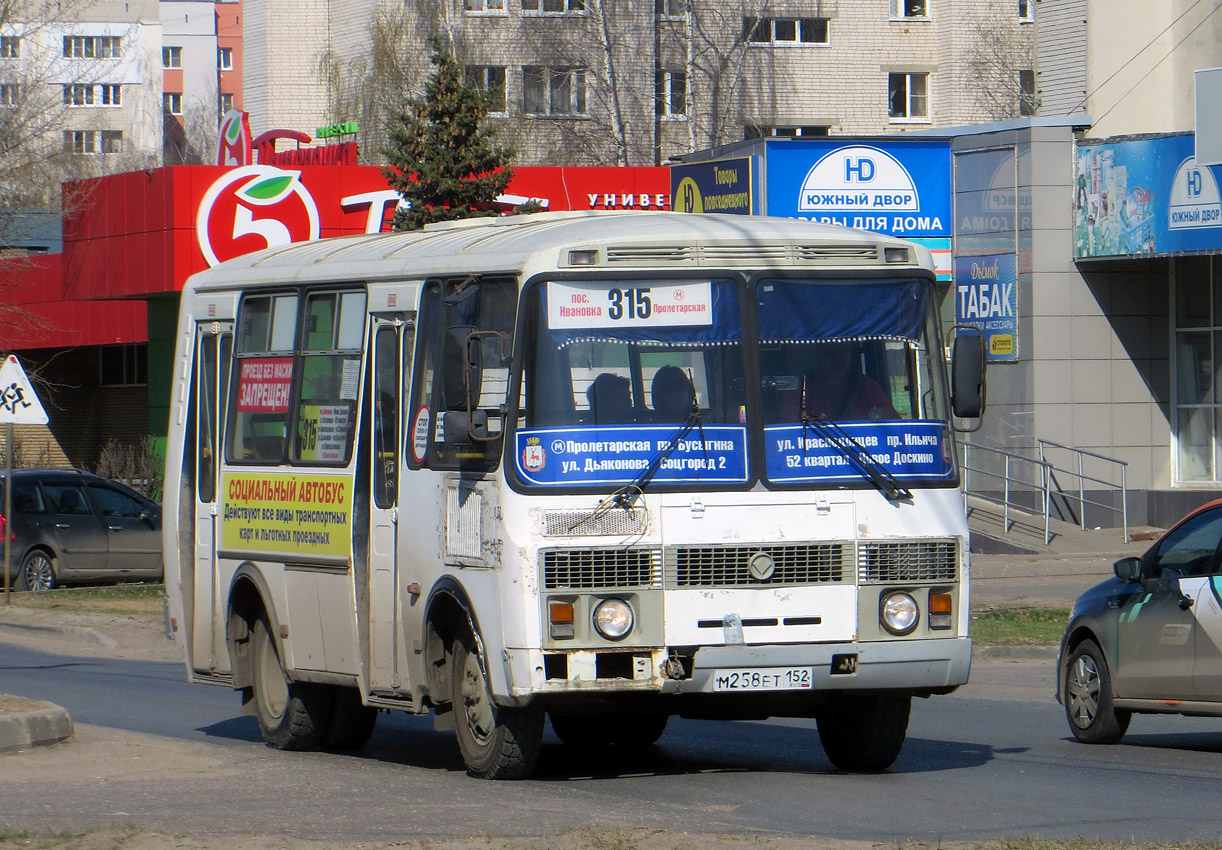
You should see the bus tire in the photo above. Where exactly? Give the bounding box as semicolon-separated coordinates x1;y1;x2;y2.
251;616;330;751
609;714;668;748
321;686;378;752
816;694;910;772
549;713;611;748
452;631;543;779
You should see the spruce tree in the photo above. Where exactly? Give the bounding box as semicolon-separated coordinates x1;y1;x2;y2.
383;38;515;231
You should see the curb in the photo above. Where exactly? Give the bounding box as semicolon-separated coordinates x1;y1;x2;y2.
974;644;1058;660
0;619;120;648
0;696;73;753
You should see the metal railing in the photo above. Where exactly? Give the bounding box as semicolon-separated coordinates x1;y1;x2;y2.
1038;439;1129;543
959;442;1052;544
960;439;1129;545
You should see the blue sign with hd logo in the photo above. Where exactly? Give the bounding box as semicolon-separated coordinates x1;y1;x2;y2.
764;140;952;238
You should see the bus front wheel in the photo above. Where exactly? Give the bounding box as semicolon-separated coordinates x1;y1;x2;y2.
451;632;543;779
816;694;910;771
251;617;331;750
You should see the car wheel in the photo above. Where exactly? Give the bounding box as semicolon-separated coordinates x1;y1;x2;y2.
1064;638;1131;744
16;551;55;592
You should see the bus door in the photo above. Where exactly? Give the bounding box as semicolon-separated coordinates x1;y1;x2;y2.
367;315;413;692
192;322;231;673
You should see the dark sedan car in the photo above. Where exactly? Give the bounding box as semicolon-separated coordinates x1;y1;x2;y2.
1057;499;1222;743
0;468;163;591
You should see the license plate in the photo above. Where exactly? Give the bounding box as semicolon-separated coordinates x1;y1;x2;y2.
712;667;813;692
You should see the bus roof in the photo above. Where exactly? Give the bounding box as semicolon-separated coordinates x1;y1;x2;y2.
183;211;933;293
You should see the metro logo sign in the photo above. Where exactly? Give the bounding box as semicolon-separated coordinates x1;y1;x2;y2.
196;166;321;267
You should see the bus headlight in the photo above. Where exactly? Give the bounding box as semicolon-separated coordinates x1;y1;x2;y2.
592;598;634;640
881;591;919;635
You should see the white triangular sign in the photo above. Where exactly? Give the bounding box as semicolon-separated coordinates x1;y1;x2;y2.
0;355;49;424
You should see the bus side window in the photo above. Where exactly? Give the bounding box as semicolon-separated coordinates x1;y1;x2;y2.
227;293;298;464
293;290;366;465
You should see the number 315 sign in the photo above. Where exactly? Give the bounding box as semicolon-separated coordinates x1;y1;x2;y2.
547;281;712;329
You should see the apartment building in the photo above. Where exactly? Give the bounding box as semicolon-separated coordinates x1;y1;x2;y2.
0;0;163;174
240;0;1036;166
161;0;243;164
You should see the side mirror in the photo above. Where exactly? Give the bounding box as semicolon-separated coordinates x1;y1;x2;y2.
1113;556;1144;582
950;325;986;422
442;325;481;412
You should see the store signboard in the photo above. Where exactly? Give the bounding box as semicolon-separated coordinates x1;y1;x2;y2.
954;252;1018;362
1075;133;1222;258
763;139;952;238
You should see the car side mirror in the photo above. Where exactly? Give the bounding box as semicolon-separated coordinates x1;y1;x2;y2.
1113;556;1143;582
950;325;986;426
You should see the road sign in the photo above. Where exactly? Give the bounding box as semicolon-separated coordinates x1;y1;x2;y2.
0;355;48;424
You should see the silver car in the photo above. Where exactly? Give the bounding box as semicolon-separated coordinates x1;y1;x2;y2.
1;468;163;591
1057;498;1222;743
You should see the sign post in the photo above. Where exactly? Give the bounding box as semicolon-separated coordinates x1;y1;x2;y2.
0;355;49;603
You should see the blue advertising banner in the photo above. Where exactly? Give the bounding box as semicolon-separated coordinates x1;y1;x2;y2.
514;425;749;486
764;420;953;484
1075;133;1222;258
954;253;1018;361
670;157;758;215
763;139;952;238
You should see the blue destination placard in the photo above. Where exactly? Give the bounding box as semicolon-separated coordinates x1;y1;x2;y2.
765;420;953;484
515;425;749;486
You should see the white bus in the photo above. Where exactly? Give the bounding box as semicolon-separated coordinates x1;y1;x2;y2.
163;211;985;779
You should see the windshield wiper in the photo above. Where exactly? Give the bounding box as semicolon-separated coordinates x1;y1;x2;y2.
799;377;911;502
602;404;707;513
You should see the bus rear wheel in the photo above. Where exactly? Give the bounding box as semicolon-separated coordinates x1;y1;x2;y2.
816;694;910;772
321;686;378;752
251;617;331;750
452;632;543;779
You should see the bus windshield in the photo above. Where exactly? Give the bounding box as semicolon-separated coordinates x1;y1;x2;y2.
513;275;955;491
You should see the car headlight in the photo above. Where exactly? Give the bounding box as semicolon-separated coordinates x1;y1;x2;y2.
881;591;919;635
592;598;634;640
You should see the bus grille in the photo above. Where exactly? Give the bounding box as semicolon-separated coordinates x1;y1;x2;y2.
542;548;662;589
858;540;958;583
540;508;648;537
667;544;846;587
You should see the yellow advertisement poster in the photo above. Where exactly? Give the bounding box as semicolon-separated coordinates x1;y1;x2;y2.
220;472;354;559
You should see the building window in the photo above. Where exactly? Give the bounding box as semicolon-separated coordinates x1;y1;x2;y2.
1173;257;1222;482
219;92;233;114
745;124;829;139
746;17;829;45
1018;0;1034;22
656;69;686;118
1018;69;1036;116
162;45;181;68
466;65;507;113
63;35;121;58
465;0;505;11
63;130;96;154
218;46;233;70
522;0;585;14
1;36;19;58
100;344;147;387
523;66;586;115
888;72;928;120
656;0;686;18
64;84;94;106
0;83;18;107
100;84;121;106
164;92;182;115
101;130;122;153
890;0;927;19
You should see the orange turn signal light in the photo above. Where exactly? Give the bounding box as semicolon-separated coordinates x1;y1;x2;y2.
549;601;575;624
929;593;953;615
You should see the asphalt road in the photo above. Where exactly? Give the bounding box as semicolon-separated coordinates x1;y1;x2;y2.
3;640;1222;842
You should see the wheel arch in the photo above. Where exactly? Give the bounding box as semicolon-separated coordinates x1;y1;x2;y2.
226;563;283;694
422;576;484;706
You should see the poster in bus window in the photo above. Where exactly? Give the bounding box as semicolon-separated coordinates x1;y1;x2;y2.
954;253;1017;362
237;357;293;411
298;404;351;462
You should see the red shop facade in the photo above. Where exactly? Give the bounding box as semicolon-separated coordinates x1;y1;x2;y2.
1;164;670;467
